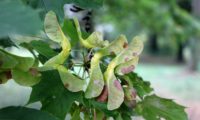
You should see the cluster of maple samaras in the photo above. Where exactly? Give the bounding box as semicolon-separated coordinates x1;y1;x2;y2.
0;11;143;110
43;11;143;110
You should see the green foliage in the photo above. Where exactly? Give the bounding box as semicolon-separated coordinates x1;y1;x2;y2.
122;73;153;98
135;95;188;120
30;40;58;59
29;70;82;119
0;106;59;120
0;0;42;38
0;0;105;39
65;0;104;9
0;38;16;48
62;19;79;47
100;0;200;56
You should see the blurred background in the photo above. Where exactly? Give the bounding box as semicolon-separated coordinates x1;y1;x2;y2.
0;0;200;119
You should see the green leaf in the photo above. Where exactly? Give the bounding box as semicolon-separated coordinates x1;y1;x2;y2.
38;54;49;64
30;40;58;59
71;109;81;120
9;34;43;45
96;109;105;120
0;0;42;38
90;100;118;117
116;114;123;120
29;70;82;119
120;113;132;120
135;95;188;120
65;0;104;9
0;37;16;48
12;68;41;86
0;106;59;120
62;19;79;47
29;40;58;64
0;50;18;70
39;0;65;20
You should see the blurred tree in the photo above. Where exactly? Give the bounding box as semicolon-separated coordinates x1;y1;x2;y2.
97;0;200;69
176;0;191;62
191;0;200;71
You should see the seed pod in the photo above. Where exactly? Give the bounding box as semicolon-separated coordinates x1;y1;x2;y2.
96;85;108;102
124;87;137;108
124;100;137;108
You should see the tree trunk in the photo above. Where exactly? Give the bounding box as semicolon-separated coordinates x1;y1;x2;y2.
149;33;159;54
190;0;200;71
176;41;184;63
192;0;200;16
189;38;200;71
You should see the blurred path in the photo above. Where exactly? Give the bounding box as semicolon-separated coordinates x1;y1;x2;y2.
136;63;200;120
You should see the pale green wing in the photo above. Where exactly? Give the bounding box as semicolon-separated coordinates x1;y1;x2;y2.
12;56;34;71
85;53;104;98
128;36;143;56
101;35;128;55
85;35;127;98
104;36;143;110
0;49;34;71
12;68;41;86
43;11;85;92
57;65;85;92
105;71;124;110
74;18;108;48
44;11;70;46
44;40;70;66
115;57;139;75
0;49;38;85
104;57;124;110
114;36;143;75
85;31;109;48
116;36;143;64
44;11;71;66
